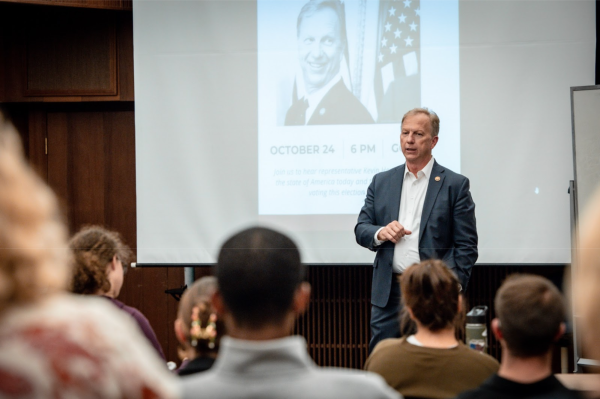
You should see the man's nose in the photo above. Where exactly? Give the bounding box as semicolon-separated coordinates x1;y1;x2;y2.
406;133;415;143
309;42;323;58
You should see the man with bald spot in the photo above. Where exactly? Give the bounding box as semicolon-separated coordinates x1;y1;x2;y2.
355;107;478;352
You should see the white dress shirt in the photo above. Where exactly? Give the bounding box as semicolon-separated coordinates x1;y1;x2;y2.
374;157;435;274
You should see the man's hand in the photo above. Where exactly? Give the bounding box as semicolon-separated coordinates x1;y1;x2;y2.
377;221;411;244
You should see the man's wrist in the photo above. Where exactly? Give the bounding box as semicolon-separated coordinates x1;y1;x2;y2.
373;227;384;246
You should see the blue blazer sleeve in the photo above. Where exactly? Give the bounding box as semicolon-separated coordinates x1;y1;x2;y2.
355;174;381;252
450;177;478;289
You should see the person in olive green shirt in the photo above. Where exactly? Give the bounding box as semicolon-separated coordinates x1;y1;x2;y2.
365;259;498;398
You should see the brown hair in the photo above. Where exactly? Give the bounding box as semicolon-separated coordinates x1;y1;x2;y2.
0;115;70;313
402;107;440;137
69;226;133;295
177;276;223;356
400;259;460;332
495;274;565;358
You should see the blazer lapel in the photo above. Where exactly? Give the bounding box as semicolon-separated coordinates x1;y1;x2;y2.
420;161;444;242
389;164;405;223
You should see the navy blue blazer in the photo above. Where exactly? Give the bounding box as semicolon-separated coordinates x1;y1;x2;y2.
285;80;374;126
355;161;478;308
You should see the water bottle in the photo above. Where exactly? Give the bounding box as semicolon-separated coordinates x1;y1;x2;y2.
466;305;488;353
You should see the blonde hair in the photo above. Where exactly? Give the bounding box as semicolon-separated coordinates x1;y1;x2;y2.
0;115;70;313
177;276;222;356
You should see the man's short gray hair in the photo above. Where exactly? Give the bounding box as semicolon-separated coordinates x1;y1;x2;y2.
402;107;440;137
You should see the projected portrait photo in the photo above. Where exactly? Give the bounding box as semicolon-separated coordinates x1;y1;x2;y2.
285;0;374;125
258;0;422;127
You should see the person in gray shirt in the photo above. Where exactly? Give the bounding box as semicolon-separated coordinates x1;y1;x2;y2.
181;226;400;399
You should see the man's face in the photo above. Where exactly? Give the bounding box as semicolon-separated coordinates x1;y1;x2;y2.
401;113;438;166
297;7;343;94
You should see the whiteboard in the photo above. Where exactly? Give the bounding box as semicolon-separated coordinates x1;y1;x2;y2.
572;86;600;217
570;85;600;370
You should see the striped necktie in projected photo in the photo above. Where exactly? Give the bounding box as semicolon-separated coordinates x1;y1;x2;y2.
374;0;421;123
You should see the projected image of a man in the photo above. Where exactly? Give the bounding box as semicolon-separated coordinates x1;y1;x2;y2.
285;0;374;125
298;6;342;94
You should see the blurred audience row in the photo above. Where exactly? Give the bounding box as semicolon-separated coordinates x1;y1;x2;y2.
0;111;598;399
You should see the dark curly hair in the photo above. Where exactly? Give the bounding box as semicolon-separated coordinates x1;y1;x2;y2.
69;226;133;295
400;259;460;332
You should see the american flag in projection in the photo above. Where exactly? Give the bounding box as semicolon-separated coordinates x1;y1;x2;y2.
374;0;421;122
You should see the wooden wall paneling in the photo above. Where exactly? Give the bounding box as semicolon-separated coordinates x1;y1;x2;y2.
46;112;72;224
114;11;134;102
293;266;371;369
102;110;135;241
26;8;117;97
68;112;106;227
2;4;27;102
27;110;48;181
0;0;132;10
0;17;6;102
1;3;132;102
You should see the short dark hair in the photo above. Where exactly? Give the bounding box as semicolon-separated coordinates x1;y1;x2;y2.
297;0;347;46
400;259;460;332
495;274;565;357
215;227;305;329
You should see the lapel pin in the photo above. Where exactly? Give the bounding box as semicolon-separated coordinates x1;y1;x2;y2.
435;176;441;181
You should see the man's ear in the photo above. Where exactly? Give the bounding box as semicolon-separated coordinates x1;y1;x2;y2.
457;294;463;314
109;255;119;271
212;290;227;316
554;322;566;342
293;282;311;316
174;318;187;345
406;306;417;321
491;318;503;341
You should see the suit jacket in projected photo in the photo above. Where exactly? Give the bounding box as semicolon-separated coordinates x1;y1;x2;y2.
283;0;421;126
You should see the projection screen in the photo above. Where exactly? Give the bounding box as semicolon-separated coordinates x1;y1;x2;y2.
133;0;595;265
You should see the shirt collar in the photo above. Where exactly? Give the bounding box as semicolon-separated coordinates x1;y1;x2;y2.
304;73;342;109
212;335;314;376
405;156;435;179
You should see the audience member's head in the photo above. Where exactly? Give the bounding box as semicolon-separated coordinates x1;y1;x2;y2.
0;115;70;314
214;226;309;335
176;276;223;360
400;259;461;332
575;187;600;361
493;274;565;358
69;226;133;297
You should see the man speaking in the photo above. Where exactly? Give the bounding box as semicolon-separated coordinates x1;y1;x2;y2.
355;108;478;352
285;0;373;125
